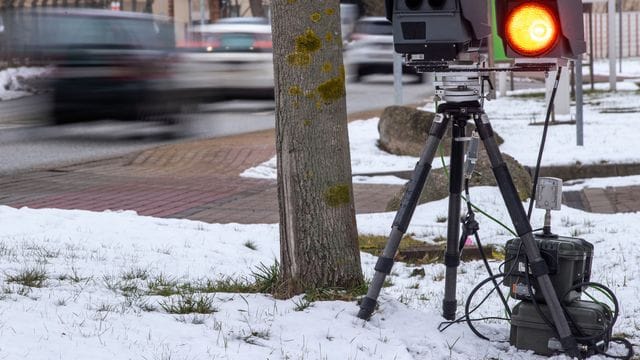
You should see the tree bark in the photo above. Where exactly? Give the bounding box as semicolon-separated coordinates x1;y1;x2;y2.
248;0;264;17
271;0;363;297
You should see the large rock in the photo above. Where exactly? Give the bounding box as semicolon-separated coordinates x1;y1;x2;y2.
386;152;532;211
378;106;504;157
378;106;437;157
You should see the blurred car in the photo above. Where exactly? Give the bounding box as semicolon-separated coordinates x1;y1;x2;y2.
175;21;274;101
215;16;270;25
344;17;423;83
7;8;183;125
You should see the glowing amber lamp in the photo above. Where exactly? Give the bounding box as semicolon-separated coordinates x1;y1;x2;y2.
505;3;559;57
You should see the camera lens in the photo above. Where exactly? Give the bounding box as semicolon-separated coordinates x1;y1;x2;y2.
428;0;446;8
405;0;423;10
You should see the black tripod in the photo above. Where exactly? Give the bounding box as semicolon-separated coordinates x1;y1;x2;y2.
357;76;580;357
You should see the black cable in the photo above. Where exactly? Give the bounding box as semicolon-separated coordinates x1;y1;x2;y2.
560;282;634;360
462;178;511;316
463;273;510;341
527;67;563;221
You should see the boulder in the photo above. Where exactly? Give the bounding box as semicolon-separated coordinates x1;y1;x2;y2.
386;152;532;211
378;106;504;157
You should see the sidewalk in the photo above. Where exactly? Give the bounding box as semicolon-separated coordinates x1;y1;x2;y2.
0;117;403;224
0;115;638;224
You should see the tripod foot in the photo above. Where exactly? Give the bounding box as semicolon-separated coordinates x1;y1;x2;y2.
443;299;457;321
357;296;377;320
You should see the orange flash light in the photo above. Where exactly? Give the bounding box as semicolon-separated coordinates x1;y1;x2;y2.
505;3;559;57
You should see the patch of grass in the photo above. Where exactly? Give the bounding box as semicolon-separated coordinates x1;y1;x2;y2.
147;274;180;297
292;297;312;311
358;234;426;256
409;268;426;277
433;235;447;243
243;240;258;251
6;267;48;288
57;267;90;283
382;278;394;288
160;293;218;314
121;267;150;281
251;261;280;293
304;282;368;303
146;262;280;299
436;215;448;223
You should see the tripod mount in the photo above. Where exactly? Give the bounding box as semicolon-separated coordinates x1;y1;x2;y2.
357;70;581;358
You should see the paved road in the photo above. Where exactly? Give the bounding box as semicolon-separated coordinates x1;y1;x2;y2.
0;77;432;175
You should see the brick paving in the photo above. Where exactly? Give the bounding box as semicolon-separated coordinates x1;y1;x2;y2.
0;119;638;223
0;128;404;224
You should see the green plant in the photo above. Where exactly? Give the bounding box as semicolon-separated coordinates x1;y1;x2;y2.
244;240;258;251
293;297;312;311
251;261;280;293
160;293;218;314
6;267;48;288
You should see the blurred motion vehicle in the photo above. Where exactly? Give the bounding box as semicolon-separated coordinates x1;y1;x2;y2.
4;8;183;125
344;17;423;83
175;19;274;101
340;3;359;43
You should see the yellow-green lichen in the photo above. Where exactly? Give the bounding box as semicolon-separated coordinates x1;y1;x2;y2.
295;28;322;53
324;184;350;207
321;62;333;73
310;12;322;23
317;76;345;103
289;85;303;96
325;32;334;42
303;119;312;127
287;52;311;66
325;8;335;16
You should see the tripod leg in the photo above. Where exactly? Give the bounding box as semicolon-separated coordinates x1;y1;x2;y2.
357;114;450;320
473;113;580;357
442;119;466;321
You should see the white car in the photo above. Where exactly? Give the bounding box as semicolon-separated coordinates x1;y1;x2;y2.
174;22;274;100
344;17;424;83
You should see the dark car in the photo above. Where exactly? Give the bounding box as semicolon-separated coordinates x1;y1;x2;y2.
344;17;423;83
8;8;182;125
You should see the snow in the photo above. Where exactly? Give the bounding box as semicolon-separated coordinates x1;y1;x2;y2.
243;79;640;184
0;187;637;359
1;66;640;359
0;67;49;101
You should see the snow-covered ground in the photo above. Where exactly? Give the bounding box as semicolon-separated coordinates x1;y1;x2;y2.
0;67;48;101
243;79;640;186
0;187;637;359
1;68;640;358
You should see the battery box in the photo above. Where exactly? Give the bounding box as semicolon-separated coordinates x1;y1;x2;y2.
510;300;611;356
504;235;593;304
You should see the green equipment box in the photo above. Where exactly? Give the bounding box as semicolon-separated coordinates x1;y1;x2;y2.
504;235;593;304
510;300;611;356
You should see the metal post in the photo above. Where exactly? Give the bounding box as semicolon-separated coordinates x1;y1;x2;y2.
393;52;403;105
576;59;584;146
618;0;623;72
609;0;617;91
200;0;205;26
588;3;594;90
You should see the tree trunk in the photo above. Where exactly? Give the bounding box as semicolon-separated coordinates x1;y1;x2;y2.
271;0;363;297
248;0;264;17
143;0;153;13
